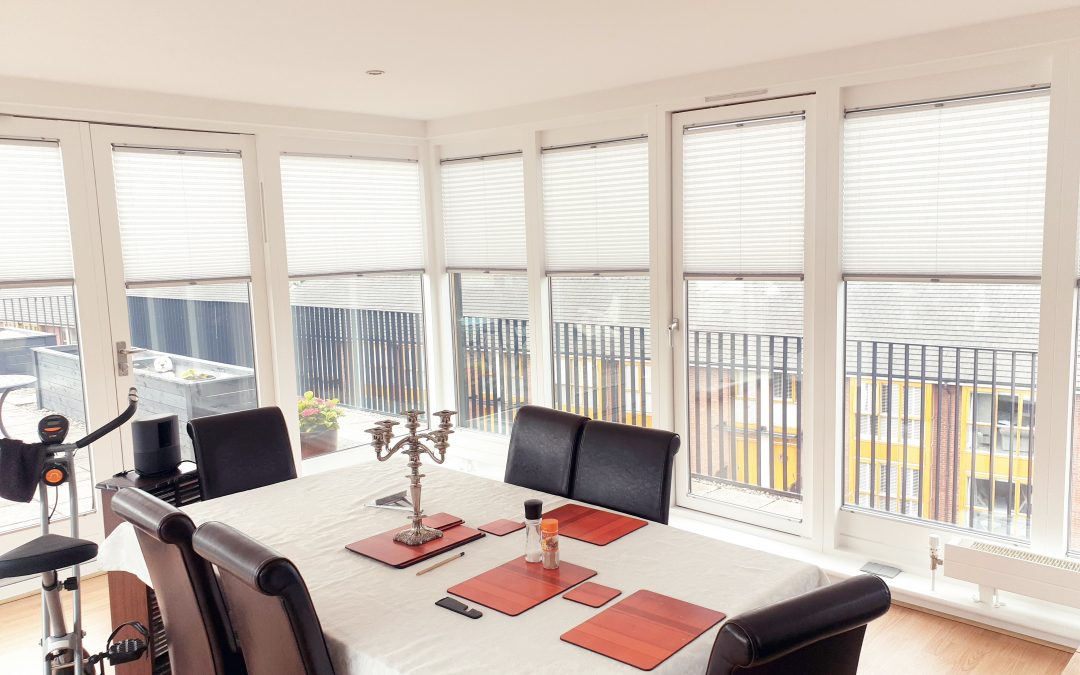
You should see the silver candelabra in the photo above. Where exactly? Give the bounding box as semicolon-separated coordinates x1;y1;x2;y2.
367;409;456;546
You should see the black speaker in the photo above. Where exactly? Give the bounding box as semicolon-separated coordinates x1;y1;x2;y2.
132;414;182;477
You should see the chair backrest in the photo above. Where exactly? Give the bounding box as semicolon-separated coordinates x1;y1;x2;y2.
569;420;680;524
707;574;892;675
187;407;297;500
111;488;244;675
192;521;335;675
504;405;589;497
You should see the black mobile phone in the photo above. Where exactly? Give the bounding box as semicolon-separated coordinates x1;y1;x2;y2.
436;596;482;619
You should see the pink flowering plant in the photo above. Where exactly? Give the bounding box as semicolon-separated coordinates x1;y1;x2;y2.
297;391;343;433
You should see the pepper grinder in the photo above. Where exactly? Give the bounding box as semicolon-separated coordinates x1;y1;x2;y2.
524;499;543;563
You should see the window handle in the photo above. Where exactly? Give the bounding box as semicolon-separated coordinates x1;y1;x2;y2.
667;318;679;348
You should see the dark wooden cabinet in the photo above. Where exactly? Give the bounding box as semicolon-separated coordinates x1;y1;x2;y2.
96;467;200;675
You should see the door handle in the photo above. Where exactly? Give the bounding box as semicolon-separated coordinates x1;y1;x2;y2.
116;341;146;377
667;318;680;348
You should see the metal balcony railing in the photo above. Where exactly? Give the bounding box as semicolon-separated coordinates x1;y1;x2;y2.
552;321;651;426
845;340;1036;540
687;331;803;498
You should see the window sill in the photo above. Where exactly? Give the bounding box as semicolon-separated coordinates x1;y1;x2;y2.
669;505;1080;650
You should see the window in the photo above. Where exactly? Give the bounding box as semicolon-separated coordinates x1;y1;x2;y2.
441;153;529;434
110;147;259;461
280;154;427;457
542;138;652;426
842;88;1050;541
0;139;91;531
675;103;808;520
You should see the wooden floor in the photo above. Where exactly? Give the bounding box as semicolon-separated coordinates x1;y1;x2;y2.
0;575;1073;674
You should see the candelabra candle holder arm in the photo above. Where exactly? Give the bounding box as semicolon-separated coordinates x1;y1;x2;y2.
367;410;457;546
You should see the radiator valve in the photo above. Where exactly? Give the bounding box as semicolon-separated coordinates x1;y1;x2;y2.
929;535;944;591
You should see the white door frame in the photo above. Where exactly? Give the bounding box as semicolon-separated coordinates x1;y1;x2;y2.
87;124;276;470
670;95;818;538
0;117;120;563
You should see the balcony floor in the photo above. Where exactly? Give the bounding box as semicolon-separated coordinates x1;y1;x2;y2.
689;476;803;519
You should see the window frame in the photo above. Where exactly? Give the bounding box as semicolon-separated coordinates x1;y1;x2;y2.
670;95;817;537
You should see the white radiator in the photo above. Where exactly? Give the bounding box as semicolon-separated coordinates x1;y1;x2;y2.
944;538;1080;609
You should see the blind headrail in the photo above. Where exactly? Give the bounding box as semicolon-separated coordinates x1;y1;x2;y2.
845;84;1050;118
440;150;523;165
842;273;1041;285
684;112;805;134
542;134;647;154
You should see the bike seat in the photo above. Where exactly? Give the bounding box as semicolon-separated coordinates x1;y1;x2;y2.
0;533;97;579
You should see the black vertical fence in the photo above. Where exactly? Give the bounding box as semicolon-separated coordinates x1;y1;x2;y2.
292;304;427;418
688;331;803;497
456;317;530;434
551;322;651;426
128;296;254;367
846;341;1036;540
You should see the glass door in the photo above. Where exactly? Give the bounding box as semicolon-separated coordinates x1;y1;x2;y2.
671;96;814;534
88;125;274;468
0;117;121;562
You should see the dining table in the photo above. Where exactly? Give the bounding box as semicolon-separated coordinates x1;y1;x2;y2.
99;460;827;674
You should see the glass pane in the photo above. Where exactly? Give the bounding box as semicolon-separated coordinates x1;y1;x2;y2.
0;287;91;532
685;280;804;519
844;282;1038;540
290;275;427;458
550;276;651;426
452;273;530;434
126;285;258;461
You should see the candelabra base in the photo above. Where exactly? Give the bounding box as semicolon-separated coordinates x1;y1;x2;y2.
394;523;444;546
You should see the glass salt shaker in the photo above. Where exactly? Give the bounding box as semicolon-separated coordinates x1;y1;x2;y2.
524;499;543;563
541;518;560;570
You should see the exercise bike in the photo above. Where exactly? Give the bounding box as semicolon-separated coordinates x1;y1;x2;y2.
0;387;148;674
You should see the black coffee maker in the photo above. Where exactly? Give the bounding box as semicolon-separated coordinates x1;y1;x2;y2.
132;414;182;476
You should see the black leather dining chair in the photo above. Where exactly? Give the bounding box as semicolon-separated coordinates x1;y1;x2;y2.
569;420;680;524
504;405;589;497
187;407;297;500
193;521;336;675
111;488;246;675
706;574;891;675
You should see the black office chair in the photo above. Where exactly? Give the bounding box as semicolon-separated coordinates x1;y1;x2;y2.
187;407;297;500
193;521;335;675
504;405;589;497
111;488;246;675
706;574;891;675
569;420;680;524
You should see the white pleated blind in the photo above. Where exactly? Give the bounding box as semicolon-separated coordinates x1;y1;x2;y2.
281;154;424;277
0;140;74;283
843;90;1050;278
112;147;251;285
441;153;526;270
682;114;806;275
542;139;649;272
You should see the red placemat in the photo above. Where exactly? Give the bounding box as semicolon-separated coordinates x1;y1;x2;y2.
561;590;725;671
478;519;525;536
544;503;647;546
346;523;483;569
448;557;596;616
563;581;621;608
423;512;463;530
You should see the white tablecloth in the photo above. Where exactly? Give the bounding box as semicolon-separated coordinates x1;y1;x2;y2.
100;462;826;674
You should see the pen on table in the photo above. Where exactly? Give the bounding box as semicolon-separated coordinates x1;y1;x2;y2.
416;551;465;576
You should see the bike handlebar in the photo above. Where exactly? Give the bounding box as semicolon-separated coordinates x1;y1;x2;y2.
75;387;139;449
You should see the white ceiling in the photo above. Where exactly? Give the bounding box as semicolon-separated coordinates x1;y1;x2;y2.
2;1;1078;121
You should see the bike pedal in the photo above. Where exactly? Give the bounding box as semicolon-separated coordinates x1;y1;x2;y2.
106;638;147;665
